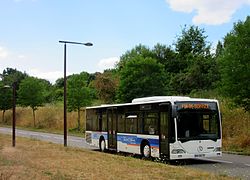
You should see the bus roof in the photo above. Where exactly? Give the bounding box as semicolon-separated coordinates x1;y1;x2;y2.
86;96;218;109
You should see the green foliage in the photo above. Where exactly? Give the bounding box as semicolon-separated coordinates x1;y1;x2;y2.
117;56;167;103
175;25;211;58
92;71;119;103
152;43;178;73
170;25;218;94
67;73;93;130
117;44;154;70
218;16;250;111
0;67;28;90
0;82;12;122
67;73;92;112
18;77;46;126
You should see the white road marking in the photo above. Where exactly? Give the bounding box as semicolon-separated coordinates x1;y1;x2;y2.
245;164;250;167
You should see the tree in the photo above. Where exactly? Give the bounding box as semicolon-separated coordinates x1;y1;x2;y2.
0;82;12;123
117;44;154;70
219;16;250;111
67;73;92;131
117;56;166;103
152;43;178;73
175;25;211;58
171;25;217;94
92;71;119;103
0;68;28;90
18;77;46;127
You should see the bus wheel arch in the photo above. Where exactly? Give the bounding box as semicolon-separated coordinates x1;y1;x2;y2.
99;136;106;152
140;139;151;158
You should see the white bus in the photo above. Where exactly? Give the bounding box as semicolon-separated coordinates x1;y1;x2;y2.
85;96;222;160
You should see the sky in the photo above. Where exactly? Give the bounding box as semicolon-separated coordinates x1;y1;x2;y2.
0;0;250;84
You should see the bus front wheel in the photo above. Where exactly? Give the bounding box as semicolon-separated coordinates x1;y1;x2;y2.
141;143;151;158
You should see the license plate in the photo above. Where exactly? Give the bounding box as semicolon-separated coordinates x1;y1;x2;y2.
194;154;205;157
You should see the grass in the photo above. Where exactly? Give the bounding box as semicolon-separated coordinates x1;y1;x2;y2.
1;104;86;137
0;134;233;180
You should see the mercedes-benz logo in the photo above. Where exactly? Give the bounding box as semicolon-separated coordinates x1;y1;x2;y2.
198;146;203;152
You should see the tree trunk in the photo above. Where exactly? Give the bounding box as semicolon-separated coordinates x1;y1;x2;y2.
2;110;5;123
32;108;36;127
77;108;81;131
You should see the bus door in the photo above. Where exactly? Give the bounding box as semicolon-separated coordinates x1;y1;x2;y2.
159;103;170;158
107;108;117;149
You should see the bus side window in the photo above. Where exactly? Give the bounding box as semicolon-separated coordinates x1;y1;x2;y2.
143;113;158;135
118;115;125;132
125;114;138;133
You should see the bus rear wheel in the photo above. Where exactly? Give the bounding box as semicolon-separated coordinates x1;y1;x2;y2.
141;143;151;158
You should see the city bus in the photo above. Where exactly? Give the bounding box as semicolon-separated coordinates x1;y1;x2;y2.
85;96;222;160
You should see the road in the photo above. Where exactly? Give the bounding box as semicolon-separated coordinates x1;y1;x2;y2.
0;127;95;149
0;127;249;179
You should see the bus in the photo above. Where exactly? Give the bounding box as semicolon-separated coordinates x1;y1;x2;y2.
85;96;222;160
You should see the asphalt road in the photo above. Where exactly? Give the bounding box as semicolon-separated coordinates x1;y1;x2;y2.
0;127;249;179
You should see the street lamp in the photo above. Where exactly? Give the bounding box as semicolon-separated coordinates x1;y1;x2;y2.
59;40;93;147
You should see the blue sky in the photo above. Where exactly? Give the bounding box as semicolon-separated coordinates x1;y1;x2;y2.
0;0;250;83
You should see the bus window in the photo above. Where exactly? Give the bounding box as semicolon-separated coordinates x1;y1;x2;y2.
86;109;94;131
143;113;158;135
125;114;138;133
118;114;125;132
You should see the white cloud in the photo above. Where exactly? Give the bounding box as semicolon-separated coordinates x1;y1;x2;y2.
0;46;8;59
166;0;250;25
97;57;119;71
27;69;64;84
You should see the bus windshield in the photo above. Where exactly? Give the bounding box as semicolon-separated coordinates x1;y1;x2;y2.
175;102;220;142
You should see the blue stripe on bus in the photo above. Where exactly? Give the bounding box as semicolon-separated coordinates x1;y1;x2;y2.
117;134;159;148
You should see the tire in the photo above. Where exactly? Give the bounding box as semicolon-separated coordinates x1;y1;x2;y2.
141;143;151;158
99;139;106;152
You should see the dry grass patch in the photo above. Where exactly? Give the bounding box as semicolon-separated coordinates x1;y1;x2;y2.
0;134;232;180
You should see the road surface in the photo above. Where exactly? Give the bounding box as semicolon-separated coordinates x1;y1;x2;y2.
0;127;95;149
0;127;249;179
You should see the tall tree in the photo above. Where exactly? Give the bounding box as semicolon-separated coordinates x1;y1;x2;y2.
117;56;166;103
152;43;178;73
117;44;154;70
67;73;92;131
219;16;250;111
171;25;217;94
18;77;46;127
92;71;119;103
0;68;28;90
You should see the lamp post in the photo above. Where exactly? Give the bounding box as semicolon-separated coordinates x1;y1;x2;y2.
59;40;93;147
12;82;16;147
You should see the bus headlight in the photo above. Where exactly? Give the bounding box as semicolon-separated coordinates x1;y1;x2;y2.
213;147;221;152
172;149;186;154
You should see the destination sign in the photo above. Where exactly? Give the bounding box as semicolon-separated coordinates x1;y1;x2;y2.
181;103;209;109
176;102;217;111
